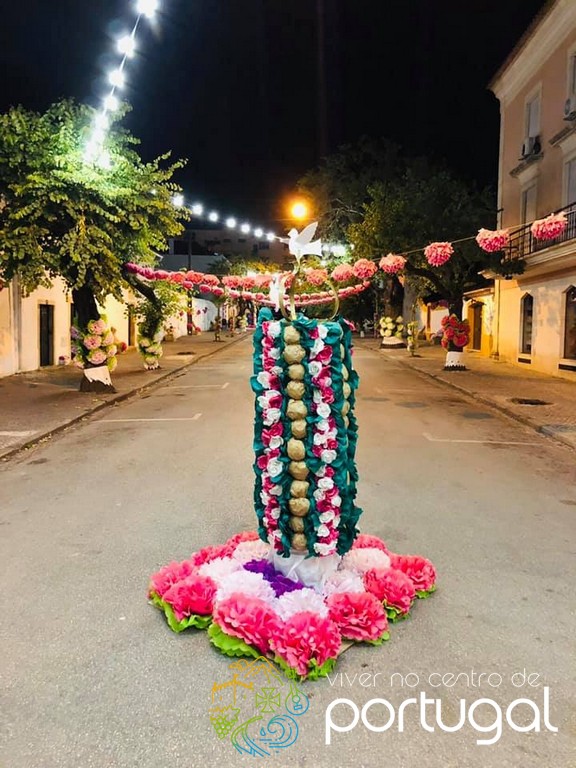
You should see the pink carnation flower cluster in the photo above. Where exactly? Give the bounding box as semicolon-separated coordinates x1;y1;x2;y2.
305;268;329;287
163;574;217;621
352;259;378;280
364;567;416;616
531;212;567;241
424;241;454;267
379;253;406;275
330;264;355;283
327;591;388;642
475;228;510;253
271;611;342;677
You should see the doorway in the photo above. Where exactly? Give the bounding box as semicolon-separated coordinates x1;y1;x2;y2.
471;303;483;350
39;304;54;367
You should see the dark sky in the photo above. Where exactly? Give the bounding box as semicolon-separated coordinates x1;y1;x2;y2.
0;0;548;228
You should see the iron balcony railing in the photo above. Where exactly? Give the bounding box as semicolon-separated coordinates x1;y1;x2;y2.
502;200;576;262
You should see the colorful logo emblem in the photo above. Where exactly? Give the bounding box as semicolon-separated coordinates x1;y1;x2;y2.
209;657;310;756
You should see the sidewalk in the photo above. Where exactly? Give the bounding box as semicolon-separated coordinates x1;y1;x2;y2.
357;337;576;451
0;331;248;461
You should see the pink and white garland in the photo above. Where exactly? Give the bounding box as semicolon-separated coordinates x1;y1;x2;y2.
379;253;406;275
475;228;510;253
531;212;567;241
424;241;454;267
256;320;285;553
308;325;341;556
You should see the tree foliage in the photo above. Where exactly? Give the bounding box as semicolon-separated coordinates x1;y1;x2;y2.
0;100;188;315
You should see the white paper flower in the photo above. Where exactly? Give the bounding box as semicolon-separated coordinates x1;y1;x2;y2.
269;436;284;449
257;371;272;388
269;347;281;360
314;542;338;556
319;511;340;525
276;588;328;620
232;539;271;565
317;419;330;432
322;570;365;597
308;361;322;378
313;488;325;502
263;408;281;426
318;477;334;490
311;338;325;357
267;458;283;477
267;321;282;338
320;448;337;463
216;570;276;606
317;403;331;419
269;484;282;497
317;324;328;339
341;547;391;575
313;432;328;446
198;556;243;585
317;524;331;538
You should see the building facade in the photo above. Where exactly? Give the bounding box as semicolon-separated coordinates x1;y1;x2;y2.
490;0;576;379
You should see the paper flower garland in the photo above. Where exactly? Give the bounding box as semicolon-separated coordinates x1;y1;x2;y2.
71;317;118;372
441;314;470;349
531;212;567;241
476;228;510;253
424;241;454;267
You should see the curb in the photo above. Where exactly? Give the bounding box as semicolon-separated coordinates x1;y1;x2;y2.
378;350;576;453
0;333;249;463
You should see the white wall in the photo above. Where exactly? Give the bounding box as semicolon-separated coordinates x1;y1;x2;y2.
19;278;71;372
0;284;17;377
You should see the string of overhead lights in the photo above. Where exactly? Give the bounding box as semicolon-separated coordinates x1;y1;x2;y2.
84;0;283;243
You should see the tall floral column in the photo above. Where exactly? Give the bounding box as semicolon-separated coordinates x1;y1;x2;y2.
251;309;362;587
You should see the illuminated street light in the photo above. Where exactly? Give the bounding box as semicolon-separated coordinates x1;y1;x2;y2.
172;193;184;208
266;232;275;241
191;203;203;216
290;200;309;220
240;223;251;234
208;211;219;222
254;227;263;238
226;217;237;229
103;94;119;112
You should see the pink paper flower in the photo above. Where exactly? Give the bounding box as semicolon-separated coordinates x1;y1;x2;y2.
82;334;102;350
189;544;229;568
223;531;260;556
352;534;390;553
213;595;281;654
162;574;217;621
149;559;196;598
87;319;107;335
330;264;354;283
531;212;567;241
306;268;329;287
322;570;366;597
389;554;437;592
271;611;341;677
216;570;277;606
198;556;243;585
424;242;454;267
341;547;391;575
379;253;406;275
327;591;389;642
232;539;271;565
364;567;416;615
475;228;509;253
352;259;377;280
87;349;107;365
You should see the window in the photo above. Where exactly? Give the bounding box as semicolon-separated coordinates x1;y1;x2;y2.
258;241;270;251
564;286;576;360
521;184;537;224
525;95;540;139
565;158;576;206
520;294;534;355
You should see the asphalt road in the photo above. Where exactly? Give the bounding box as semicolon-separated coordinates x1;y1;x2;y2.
1;336;575;768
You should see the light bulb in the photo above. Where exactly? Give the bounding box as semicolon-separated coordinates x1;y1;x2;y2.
172;194;184;208
103;94;119;112
94;112;109;131
208;211;219;222
137;0;159;19
240;223;251;234
266;232;275;241
191;203;203;216
109;69;125;88
117;34;136;58
254;228;263;238
226;217;237;229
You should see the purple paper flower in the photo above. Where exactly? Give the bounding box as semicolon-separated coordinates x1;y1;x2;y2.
244;559;305;597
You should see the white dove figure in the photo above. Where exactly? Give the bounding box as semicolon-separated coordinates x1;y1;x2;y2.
281;222;323;261
268;272;286;312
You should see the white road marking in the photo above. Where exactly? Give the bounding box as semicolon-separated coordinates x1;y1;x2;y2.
166;383;229;390
422;432;539;445
102;414;203;423
0;430;37;437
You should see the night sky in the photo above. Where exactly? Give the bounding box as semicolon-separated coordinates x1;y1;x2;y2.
1;0;548;228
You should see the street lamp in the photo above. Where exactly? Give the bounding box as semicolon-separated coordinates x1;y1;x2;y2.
290;200;309;221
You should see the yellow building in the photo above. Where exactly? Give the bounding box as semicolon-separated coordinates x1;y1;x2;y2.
489;0;576;379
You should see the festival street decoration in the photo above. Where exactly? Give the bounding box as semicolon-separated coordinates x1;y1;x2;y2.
148;226;437;681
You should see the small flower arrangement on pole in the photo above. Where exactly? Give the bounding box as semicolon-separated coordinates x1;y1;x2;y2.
440;315;470;371
379;315;405;348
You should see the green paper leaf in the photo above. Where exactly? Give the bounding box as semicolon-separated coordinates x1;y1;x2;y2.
416;585;437;599
207;623;261;659
149;591;212;633
363;630;391;646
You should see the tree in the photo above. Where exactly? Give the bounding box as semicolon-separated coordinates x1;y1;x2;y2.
0;100;187;390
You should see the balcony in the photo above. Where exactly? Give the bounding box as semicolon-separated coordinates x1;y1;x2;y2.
502;201;576;268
